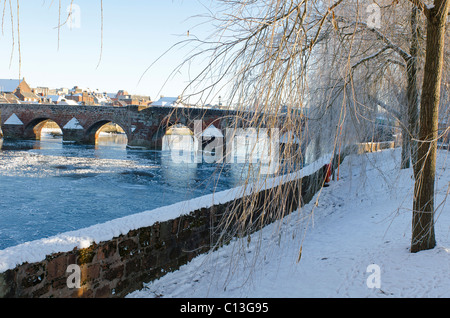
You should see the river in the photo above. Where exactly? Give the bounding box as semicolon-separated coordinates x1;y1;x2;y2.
0;131;255;250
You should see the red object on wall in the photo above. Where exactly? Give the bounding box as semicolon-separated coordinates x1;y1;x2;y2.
325;163;332;183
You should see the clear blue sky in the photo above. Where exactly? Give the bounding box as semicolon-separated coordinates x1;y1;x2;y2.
0;0;218;101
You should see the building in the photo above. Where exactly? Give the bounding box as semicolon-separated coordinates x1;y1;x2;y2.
89;90;113;106
46;95;66;104
0;78;31;95
15;89;40;103
0;93;21;104
0;94;8;103
32;87;50;96
58;99;79;106
151;96;181;107
114;90;151;107
0;80;152;107
93;93;110;106
70;86;86;94
112;100;128;107
56;88;69;95
65;92;95;105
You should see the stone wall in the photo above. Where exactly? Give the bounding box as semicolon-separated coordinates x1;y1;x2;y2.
0;162;329;298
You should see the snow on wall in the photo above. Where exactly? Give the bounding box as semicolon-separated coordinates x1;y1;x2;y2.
3;114;24;125
0;154;333;273
63;117;84;130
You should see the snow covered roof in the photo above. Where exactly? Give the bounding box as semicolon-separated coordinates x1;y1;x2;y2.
59;99;79;106
3;93;21;103
0;79;22;93
19;92;40;100
152;97;179;107
47;95;65;103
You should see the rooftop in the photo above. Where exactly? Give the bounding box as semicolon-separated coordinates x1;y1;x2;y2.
152;96;180;107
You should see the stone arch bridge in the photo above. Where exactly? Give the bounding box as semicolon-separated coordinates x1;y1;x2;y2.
0;103;291;149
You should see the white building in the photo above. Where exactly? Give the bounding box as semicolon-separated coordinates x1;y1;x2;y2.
47;95;66;104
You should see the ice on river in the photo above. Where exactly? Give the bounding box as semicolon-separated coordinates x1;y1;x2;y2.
0;136;249;250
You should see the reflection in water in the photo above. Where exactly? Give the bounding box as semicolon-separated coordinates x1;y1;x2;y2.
162;134;199;165
95;132;128;159
161;151;198;190
161;134;200;190
162;134;198;151
96;132;128;149
35;130;64;150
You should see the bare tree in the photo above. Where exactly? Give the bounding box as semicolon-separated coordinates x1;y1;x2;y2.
179;0;449;254
325;2;425;170
410;0;449;252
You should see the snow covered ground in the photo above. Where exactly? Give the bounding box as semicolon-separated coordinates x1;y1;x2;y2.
127;148;450;298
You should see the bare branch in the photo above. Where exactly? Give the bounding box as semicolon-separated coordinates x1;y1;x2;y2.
406;0;431;18
351;21;412;61
367;94;401;118
351;46;390;70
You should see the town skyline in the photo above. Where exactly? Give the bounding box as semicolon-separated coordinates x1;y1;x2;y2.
0;77;227;109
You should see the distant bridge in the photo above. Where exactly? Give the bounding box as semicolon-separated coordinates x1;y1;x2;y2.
0;103;294;149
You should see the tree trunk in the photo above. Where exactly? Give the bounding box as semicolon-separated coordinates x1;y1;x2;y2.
411;0;449;253
401;126;411;169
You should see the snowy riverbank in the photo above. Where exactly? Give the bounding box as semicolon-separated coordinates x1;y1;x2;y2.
127;148;450;298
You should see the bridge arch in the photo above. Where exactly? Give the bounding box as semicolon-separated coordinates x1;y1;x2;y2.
165;123;194;136
162;123;198;152
24;118;62;140
85;120;128;145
